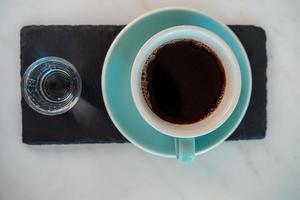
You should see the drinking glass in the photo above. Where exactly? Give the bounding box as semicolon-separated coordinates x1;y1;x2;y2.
22;56;82;115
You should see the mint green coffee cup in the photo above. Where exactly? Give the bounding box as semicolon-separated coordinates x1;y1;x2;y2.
102;7;251;163
131;25;241;162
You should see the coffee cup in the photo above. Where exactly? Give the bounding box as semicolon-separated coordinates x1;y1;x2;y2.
131;25;241;162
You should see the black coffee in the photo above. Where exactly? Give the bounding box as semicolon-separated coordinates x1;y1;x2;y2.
141;39;226;124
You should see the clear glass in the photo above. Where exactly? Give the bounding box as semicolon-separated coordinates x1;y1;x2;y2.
22;56;82;116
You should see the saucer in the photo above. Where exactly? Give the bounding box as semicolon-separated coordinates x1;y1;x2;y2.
102;7;252;158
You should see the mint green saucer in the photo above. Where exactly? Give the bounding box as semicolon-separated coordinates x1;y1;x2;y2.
102;8;252;158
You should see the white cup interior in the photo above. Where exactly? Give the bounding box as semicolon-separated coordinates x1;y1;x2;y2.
131;25;241;138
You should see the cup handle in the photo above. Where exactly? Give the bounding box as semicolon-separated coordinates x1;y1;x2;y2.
175;137;195;163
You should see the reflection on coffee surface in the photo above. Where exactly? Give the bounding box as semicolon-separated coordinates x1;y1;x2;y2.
141;39;226;124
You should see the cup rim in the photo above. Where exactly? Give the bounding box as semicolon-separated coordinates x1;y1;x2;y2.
131;25;241;138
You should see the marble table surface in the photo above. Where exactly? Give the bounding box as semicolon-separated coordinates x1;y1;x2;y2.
0;0;299;199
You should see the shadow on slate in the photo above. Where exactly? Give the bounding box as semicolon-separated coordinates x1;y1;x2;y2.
20;25;267;144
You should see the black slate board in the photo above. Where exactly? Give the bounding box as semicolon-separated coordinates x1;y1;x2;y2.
20;25;267;144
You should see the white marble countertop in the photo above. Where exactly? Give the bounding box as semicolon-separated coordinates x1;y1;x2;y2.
0;0;300;199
